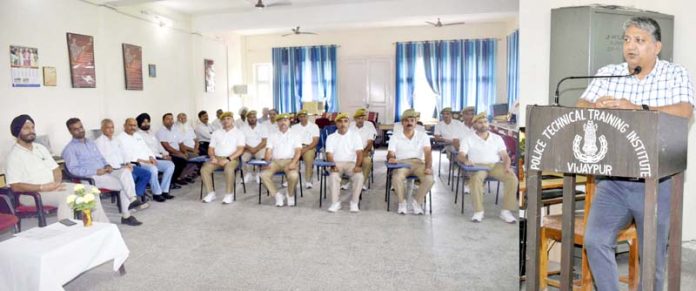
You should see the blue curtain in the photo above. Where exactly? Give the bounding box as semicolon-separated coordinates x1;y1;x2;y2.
506;30;519;107
394;42;417;121
396;39;497;121
462;39;497;116
272;45;337;113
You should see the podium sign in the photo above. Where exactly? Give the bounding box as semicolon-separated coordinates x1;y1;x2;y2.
524;105;688;291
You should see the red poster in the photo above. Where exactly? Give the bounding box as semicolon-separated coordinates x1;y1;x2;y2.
66;33;96;88
122;43;143;90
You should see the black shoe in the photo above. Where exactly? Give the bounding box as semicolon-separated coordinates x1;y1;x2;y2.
176;180;189;185
162;193;175;199
140;195;150;203
153;195;167;202
128;200;144;210
121;216;143;226
184;177;195;183
171;184;182;189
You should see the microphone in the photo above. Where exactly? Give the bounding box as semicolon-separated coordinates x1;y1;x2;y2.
553;66;642;106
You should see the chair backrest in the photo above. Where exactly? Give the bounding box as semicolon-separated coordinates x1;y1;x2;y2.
315;117;331;129
367;111;379;124
316;125;337;157
0;188;16;215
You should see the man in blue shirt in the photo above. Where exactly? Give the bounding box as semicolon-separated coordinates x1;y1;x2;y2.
62;118;147;226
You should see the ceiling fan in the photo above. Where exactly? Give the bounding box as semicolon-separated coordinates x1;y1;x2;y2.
282;26;318;37
426;18;466;27
253;0;291;9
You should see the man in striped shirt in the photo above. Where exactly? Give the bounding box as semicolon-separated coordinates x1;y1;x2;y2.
577;16;694;291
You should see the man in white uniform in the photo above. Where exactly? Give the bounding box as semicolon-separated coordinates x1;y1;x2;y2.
349;108;377;191
387;109;434;215
433;107;463;155
201;112;245;204
457;112;517;223
326;113;364;213
240;110;267;183
290;109;319;188
261;114;302;207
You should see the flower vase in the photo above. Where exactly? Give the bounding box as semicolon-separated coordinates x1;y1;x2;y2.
82;209;93;227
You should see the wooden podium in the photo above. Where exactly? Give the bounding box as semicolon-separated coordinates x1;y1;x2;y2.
524;105;688;291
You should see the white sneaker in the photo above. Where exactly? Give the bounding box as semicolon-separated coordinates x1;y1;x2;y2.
362;185;368;191
306;181;313;189
275;193;285;207
255;174;260;184
499;210;517;224
350;202;360;213
411;200;424;215
340;183;349;190
287;195;296;206
222;194;234;204
328;202;341;212
202;192;216;203
397;202;407;215
282;181;288;188
243;173;252;183
471;211;484;222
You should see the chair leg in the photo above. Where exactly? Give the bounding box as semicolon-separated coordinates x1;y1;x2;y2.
628;238;639;291
495;182;500;205
540;228;548;290
240;168;246;194
298;172;303;199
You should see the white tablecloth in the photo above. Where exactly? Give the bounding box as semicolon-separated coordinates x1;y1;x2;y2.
0;221;129;291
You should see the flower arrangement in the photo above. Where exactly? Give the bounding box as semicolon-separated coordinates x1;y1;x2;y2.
66;184;98;211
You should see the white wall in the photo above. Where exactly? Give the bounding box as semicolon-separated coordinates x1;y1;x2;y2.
239;22;518;122
519;0;696;240
0;0;228;171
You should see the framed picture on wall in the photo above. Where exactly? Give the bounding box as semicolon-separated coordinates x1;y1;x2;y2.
66;33;96;88
43;66;56;86
204;59;215;92
148;64;156;78
122;43;143;90
9;45;41;87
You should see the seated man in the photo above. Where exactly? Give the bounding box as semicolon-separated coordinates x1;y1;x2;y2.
136;113;184;189
95;118;151;203
201;112;245;204
5;114;108;222
174;112;199;158
349;108;377;191
156;113;194;186
262;108;279;134
260;114;302;207
211;109;224;131
240;110;267;183
326;113;364;213
392;112;426;135
235;107;248;129
61;118;145;226
453;106;476;151
457;112;518;223
433;107;463;155
290;109;319;188
387;109;434;215
118;118;175;202
194;110;214;156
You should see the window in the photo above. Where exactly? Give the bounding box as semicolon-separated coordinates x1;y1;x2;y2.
254;63;273;110
412;54;438;123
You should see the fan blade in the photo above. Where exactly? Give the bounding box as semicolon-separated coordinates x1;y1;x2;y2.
299;32;318;35
442;21;466;26
281;33;293;37
425;21;437;26
266;2;292;7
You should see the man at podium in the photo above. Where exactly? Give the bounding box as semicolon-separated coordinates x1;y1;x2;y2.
576;16;694;290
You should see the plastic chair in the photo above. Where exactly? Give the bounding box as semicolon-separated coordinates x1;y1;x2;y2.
0;190;19;233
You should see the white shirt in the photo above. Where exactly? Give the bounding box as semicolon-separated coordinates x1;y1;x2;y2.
117;132;156;162
267;129;301;160
263;122;279;135
234;119;248;130
195;122;214;142
174;122;197;148
459;132;506;164
454;124;475;143
5;143;57;185
156;127;182;151
349;121;377;148
95;135;126;168
434;119;463;140
241;123;268;148
326;130;363;162
139;129;167;158
209;128;245;157
387;130;431;161
211;119;222;131
290;122;319;145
